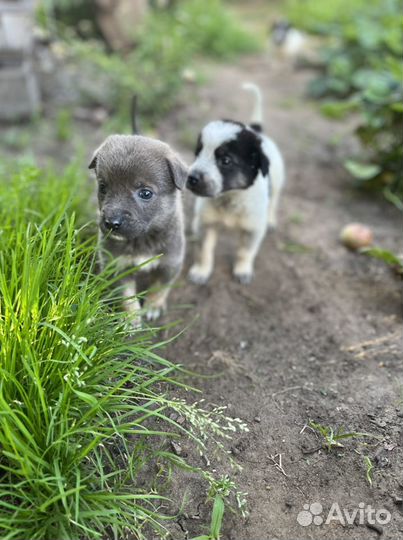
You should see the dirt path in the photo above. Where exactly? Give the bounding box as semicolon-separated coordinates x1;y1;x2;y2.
158;53;403;539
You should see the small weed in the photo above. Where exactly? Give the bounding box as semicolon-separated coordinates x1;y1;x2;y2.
289;213;304;225
191;495;224;540
309;421;380;452
190;475;247;540
281;241;313;254
364;456;374;486
360;246;403;276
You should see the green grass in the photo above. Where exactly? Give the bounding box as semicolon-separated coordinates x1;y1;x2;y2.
364;456;374;486
308;421;380;452
0;162;247;539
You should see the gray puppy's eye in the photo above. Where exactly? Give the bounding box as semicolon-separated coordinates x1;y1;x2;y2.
99;182;107;194
219;155;232;166
137;188;154;200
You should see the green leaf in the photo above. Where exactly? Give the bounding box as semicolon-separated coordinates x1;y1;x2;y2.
320;99;358;118
344;160;381;180
360;246;403;273
72;389;99;407
210;495;225;539
390;102;403;113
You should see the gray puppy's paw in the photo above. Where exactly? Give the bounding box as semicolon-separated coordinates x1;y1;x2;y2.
145;307;163;321
188;264;211;285
144;295;167;322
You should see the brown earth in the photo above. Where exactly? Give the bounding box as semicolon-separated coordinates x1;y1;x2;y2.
156;52;403;540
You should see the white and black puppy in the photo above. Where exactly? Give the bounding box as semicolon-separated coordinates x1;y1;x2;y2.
186;83;285;284
89;134;187;322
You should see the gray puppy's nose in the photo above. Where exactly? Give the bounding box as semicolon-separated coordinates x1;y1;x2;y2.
103;216;123;231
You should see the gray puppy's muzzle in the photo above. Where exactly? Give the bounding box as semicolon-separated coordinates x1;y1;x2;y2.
100;208;134;237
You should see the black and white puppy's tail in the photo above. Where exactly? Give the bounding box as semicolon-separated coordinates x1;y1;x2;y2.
242;82;263;133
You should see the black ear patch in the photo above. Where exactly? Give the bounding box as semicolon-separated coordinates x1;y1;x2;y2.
259;149;269;177
250;122;263;133
215;128;270;192
195;133;203;156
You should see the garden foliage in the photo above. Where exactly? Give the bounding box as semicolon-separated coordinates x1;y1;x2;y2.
288;0;403;207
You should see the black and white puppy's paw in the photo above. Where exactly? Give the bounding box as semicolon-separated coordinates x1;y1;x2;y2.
233;270;253;285
188;264;212;285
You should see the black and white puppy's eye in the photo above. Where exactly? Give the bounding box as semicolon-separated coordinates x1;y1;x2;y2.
98;182;107;195
137;188;154;200
219;155;232;166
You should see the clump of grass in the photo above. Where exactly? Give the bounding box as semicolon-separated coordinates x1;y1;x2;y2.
308;421;380;452
0;163;247;540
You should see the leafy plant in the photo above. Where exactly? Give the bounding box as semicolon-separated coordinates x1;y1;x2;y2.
192;496;224;540
0;162;247;540
191;475;247;540
308;421;379;452
364;456;374;486
287;0;403;208
41;0;261;130
360;246;403;275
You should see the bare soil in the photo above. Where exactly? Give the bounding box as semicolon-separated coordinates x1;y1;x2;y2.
157;53;403;539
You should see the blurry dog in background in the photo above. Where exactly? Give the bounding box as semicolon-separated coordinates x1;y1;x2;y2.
89;133;187;322
271;20;307;59
186;83;285;285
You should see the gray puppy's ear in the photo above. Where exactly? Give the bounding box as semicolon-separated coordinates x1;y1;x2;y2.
88;154;97;169
166;154;188;190
88;141;105;170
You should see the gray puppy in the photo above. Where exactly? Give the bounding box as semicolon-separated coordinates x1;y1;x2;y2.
89;134;187;321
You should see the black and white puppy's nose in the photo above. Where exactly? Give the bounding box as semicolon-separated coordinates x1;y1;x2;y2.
103;216;123;231
187;172;201;188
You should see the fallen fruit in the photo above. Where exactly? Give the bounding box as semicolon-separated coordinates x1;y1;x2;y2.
340;223;374;250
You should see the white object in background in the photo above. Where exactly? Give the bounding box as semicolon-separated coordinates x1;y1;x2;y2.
0;1;36;50
281;28;307;57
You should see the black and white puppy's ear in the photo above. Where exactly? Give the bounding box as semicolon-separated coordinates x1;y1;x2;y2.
194;133;203;156
257;146;270;177
166;153;188;190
